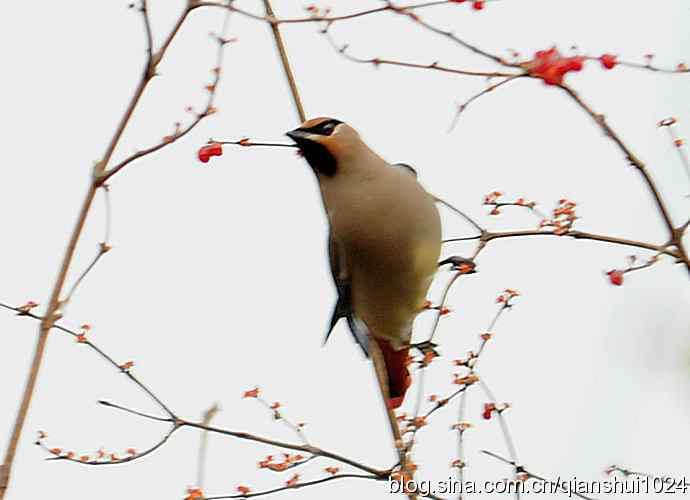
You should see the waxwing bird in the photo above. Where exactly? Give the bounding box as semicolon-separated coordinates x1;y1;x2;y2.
286;118;442;409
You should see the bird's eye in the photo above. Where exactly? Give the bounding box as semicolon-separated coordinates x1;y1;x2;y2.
320;122;336;134
301;119;342;136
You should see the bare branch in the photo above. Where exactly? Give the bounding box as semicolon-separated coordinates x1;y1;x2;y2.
198;1;457;26
204;474;383;500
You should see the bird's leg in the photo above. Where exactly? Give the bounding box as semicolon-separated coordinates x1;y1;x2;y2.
438;256;476;273
410;340;439;357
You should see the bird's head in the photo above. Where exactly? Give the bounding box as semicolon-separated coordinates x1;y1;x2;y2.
286;117;360;176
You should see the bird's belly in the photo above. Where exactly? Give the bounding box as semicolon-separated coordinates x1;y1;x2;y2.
323;173;441;347
344;215;440;346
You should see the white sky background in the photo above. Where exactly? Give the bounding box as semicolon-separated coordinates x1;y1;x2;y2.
1;1;689;499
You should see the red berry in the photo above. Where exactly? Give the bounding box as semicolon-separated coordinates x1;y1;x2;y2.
600;54;617;70
472;0;484;10
197;143;223;163
607;270;624;286
567;56;585;72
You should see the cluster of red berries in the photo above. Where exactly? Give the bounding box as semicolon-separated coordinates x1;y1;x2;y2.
198;142;223;163
527;47;585;86
526;49;620;85
451;0;486;10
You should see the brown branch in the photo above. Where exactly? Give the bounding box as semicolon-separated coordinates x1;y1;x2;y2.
396;7;515;67
367;340;414;498
585;56;690;75
0;5;202;494
449;75;525;130
262;0;306;123
2;303;390;479
557;84;690;275
213;139;298;149
558;84;674;232
323;28;516;79
418;294;515;425
37;424;179;466
604;465;657;479
197;403;220;488
252;396;309;444
204;474;383;500
478;379;518;467
434;196;485;234
182;420;389;477
659;118;690;185
101;5;232;181
481;450;597;500
198;0;455;26
443;228;682;260
63;244;110;304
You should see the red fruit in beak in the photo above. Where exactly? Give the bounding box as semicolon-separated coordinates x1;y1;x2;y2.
197;143;223;163
607;270;624;286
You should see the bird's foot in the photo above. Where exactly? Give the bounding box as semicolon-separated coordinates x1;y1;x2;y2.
411;340;439;357
438;256;476;274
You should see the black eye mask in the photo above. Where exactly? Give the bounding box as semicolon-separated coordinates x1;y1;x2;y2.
299;119;342;137
286;119;343;176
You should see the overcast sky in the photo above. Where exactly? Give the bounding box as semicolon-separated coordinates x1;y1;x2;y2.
1;1;689;499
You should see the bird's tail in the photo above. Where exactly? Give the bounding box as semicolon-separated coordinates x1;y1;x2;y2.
376;338;412;410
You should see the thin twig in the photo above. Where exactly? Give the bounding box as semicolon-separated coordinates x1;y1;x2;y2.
397;7;516;67
449;75;525;130
98;400;173;423
0;7;204;491
324;29;517;79
262;0;306;122
481;450;598;500
182;420;389;477
37;424;179;466
434;196;485;234
204;474;383;499
213;139;298;148
442;228;681;259
197;403;221;489
659;118;690;184
198;0;455;26
367;340;414;498
101;4;232;181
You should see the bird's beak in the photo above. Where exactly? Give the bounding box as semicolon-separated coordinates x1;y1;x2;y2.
286;128;312;144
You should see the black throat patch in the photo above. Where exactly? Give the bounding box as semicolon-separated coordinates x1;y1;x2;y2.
288;119;343;176
296;139;337;176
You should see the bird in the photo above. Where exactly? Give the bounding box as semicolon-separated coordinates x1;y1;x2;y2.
286;117;442;409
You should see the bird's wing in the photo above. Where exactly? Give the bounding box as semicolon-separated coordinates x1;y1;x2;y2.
324;231;370;356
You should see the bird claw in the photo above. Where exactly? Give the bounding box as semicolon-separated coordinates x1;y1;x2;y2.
411;340;439;356
438;256;476;273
